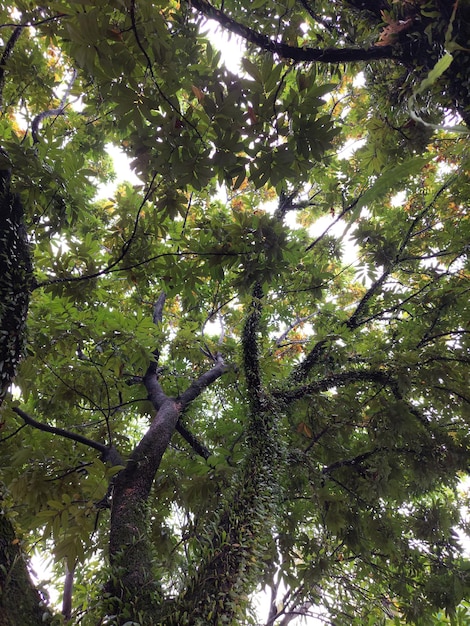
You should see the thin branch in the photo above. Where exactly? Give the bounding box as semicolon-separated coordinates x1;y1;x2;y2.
323;447;387;474
305;192;364;252
0;14;66;31
148;291;166;371
34;173;160;289
304;425;331;452
45;462;93;482
0;25;23;108
434;386;470;405
38;356;110;423
190;0;396;63
405;174;458;246
0;423;26;442
299;0;352;42
34;248;249;289
31;69;77;143
180;192;194;242
12;406;109;456
279;602;314;626
418;329;470;349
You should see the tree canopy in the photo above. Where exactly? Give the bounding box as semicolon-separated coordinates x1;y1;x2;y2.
0;1;469;625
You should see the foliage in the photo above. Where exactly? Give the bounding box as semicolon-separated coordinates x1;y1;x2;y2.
0;1;469;625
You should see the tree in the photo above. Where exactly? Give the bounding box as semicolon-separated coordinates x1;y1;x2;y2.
0;0;469;624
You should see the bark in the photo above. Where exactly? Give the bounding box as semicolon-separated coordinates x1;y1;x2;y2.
107;398;181;619
189;0;396;63
105;296;228;622
0;26;23;111
170;405;281;626
0;503;47;626
62;562;75;621
0;165;33;406
0;159;44;626
168;285;281;625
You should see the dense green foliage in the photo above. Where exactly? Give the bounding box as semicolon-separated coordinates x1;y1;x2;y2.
0;1;469;624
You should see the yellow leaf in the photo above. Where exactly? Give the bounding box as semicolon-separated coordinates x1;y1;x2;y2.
297;422;313;438
191;85;205;102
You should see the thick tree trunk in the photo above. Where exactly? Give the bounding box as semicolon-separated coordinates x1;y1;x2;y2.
106;399;181;622
166;285;281;625
169;406;280;626
0;509;47;626
104;329;228;623
0;165;33;405
0;165;45;625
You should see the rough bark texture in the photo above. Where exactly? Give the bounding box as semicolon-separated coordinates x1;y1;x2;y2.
166;285;282;626
0;165;33;405
105;295;228;623
0;164;45;625
170;406;281;626
107;398;181;621
0;502;47;626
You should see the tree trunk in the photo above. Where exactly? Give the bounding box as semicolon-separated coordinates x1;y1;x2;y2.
0;508;47;626
105;399;181;623
0;164;33;405
0;164;45;625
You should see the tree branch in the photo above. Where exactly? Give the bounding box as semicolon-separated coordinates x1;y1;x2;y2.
346;270;391;330
152;291;166;325
190;0;396;63
34;249;249;289
0;166;34;404
12;406;115;458
288;337;329;384
34;172;160;289
0;25;23;108
31;69;77;143
130;0;204;142
176;421;211;460
144;291;217;459
147;291;166;376
179;354;228;407
322;447;387;474
275;369;391;404
61;561;75;621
